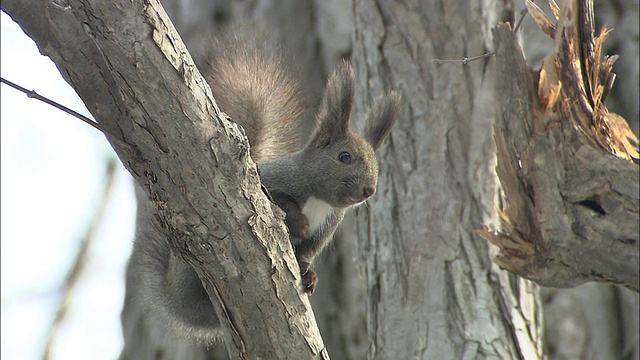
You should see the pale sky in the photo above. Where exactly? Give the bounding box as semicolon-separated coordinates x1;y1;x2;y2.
1;11;136;360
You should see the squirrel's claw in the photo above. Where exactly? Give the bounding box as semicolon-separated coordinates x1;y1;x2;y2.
301;268;318;294
298;260;317;294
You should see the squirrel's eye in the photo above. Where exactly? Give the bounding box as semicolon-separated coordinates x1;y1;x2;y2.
339;151;352;164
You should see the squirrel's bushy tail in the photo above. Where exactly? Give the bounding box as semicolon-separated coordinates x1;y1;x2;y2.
201;31;306;163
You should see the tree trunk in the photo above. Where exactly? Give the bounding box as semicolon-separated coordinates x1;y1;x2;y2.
351;0;544;358
3;0;637;358
1;1;327;359
160;2;363;358
161;2;370;358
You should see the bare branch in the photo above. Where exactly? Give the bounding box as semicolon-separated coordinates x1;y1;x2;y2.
1;77;113;137
432;51;495;65
1;0;327;357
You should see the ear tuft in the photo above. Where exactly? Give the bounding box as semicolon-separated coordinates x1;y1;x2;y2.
365;91;401;150
314;61;355;146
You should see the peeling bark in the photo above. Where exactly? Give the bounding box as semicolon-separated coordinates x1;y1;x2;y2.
480;0;639;291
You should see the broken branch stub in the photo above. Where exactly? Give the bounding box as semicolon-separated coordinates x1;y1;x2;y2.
482;0;639;292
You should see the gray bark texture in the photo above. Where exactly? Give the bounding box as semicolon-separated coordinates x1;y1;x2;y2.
480;0;639;291
3;0;638;359
162;2;369;358
1;1;327;359
351;0;544;359
513;1;640;359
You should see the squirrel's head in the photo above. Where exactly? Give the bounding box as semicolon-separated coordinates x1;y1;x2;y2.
304;61;400;208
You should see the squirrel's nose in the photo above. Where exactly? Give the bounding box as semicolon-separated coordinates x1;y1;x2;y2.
363;186;375;198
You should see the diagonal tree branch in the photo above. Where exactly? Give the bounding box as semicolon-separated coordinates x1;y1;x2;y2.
1;0;327;358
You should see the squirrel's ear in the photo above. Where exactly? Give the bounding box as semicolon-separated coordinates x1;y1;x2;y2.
315;61;355;146
364;91;400;150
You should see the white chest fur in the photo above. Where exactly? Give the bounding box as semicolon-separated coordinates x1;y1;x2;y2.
301;196;335;234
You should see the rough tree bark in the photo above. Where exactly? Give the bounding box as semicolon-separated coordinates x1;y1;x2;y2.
161;2;369;358
486;1;640;358
480;0;639;291
4;0;638;358
1;1;328;359
165;0;638;359
511;1;639;359
351;0;544;358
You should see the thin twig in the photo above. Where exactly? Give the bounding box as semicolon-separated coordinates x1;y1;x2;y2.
432;51;495;65
41;158;119;360
1;76;138;155
513;8;529;34
432;8;528;65
1;77;113;136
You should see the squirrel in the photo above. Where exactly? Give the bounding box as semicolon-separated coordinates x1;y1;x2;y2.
203;33;400;294
120;32;400;347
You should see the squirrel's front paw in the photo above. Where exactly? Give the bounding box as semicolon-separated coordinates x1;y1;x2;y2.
302;268;318;294
298;261;317;294
287;213;311;239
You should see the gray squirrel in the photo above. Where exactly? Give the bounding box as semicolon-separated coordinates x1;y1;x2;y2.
201;33;399;293
121;33;399;348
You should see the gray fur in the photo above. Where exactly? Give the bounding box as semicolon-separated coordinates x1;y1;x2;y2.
258;62;399;292
123;33;400;345
201;30;306;163
122;186;223;346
